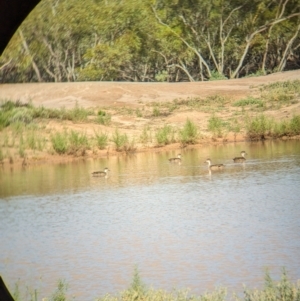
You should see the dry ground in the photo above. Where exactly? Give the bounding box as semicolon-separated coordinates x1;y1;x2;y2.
0;70;300;166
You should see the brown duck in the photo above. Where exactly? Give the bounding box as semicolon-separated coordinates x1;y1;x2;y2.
233;151;247;163
169;154;182;163
92;167;110;177
205;159;224;171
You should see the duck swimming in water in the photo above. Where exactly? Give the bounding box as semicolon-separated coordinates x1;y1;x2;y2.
92;167;110;177
233;151;247;163
169;154;182;163
205;159;224;171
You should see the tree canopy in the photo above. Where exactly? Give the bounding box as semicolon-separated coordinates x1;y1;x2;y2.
1;0;299;82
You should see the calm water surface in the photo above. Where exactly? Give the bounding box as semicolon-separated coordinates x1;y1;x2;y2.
1;140;300;300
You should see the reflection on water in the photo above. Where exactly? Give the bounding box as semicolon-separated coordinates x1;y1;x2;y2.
0;140;300;300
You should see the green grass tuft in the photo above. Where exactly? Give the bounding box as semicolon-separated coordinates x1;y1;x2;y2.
179;119;199;145
155;125;175;146
111;129;128;151
94;131;109;149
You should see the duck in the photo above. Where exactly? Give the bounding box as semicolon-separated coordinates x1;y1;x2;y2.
205;158;224;171
92;167;110;177
233;151;247;163
169;154;182;163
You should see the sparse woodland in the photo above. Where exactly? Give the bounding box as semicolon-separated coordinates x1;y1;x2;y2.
0;0;300;83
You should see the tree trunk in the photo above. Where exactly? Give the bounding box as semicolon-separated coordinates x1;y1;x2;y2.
19;30;42;82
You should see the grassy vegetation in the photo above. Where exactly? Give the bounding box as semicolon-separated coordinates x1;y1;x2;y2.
10;269;300;301
155;125;175;146
0;80;300;164
51;131;69;154
260;80;300;107
208;115;225;138
139;126;152;145
233;96;264;108
245;114;300;140
97;109;112;125
179;119;199;145
94;131;109;150
111;129;129;151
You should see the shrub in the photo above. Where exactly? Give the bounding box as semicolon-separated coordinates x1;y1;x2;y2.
208;115;224;137
289;115;300;135
111;129;128;151
51;132;68;154
179;119;199;145
245;114;273;140
229;118;241;140
139;126;152;145
94;131;109;149
155;125;174;146
68;130;89;155
97;110;111;125
68;103;89;122
209;70;228;81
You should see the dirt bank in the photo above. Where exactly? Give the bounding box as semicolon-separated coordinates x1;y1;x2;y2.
0;70;300;167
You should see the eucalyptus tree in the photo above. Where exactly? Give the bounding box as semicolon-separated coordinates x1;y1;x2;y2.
151;0;300;80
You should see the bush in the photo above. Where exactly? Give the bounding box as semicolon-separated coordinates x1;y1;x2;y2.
208;115;224;137
289;115;300;135
68;103;89;122
111;129;128;151
68;130;89;155
155;125;174;146
246;114;273;140
97;110;111;125
94;131;109;149
179;119;199;145
209;70;228;81
139;126;152;145
51;132;68;154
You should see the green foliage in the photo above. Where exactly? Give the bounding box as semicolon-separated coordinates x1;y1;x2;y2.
152;106;161;117
51;132;68;154
155;70;169;82
209;71;228;81
272;115;300;137
139;126;152;145
111;129;128;151
244;69;265;78
68;130;89;155
233;97;264;108
208;115;225;138
179;119;199;145
245;114;273;140
1;0;300;82
155;125;175;146
50;279;68;301
239;269;300;301
94;131;109;149
128;266;146;295
97;110;111;125
68;103;89;122
260;80;300;105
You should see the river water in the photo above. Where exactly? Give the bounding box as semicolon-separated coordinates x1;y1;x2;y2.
0;140;300;300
